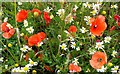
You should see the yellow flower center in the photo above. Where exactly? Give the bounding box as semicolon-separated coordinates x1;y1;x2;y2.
23;66;29;71
73;44;76;46
97;44;101;48
15;64;19;67
23;48;26;50
30;61;34;65
114;68;118;70
61;45;65;49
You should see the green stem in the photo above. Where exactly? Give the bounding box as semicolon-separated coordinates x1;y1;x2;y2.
14;2;23;62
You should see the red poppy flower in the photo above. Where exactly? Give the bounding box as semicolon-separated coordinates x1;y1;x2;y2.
32;8;41;17
16;10;28;22
28;32;46;46
1;22;15;39
28;34;41;46
37;32;46;40
44;12;51;26
68;25;77;33
69;63;81;72
114;14;120;26
1;22;9;32
90;15;107;36
89;51;107;69
114;14;120;21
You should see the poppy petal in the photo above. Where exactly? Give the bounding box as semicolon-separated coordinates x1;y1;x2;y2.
37;32;46;40
28;34;41;46
2;32;12;39
1;22;9;32
9;28;15;35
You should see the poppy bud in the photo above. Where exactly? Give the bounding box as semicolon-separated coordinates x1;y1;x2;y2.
96;40;100;42
102;11;106;15
110;26;115;31
34;12;39;17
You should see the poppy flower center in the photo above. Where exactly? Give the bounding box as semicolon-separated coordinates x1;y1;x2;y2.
5;28;10;32
94;25;97;28
97;58;102;62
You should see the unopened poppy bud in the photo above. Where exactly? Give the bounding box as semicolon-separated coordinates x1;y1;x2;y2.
8;43;12;47
34;12;39;17
32;70;37;74
15;64;19;67
102;11;106;15
108;62;113;67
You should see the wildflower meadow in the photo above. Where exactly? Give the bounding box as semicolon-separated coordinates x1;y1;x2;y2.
0;1;120;73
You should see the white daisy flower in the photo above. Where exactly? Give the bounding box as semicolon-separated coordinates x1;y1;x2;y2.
29;58;38;67
11;67;21;72
95;41;104;49
56;9;65;16
73;5;78;12
69;37;74;41
65;13;73;24
84;16;91;22
4;17;8;22
21;65;30;72
111;50;117;57
0;57;3;62
20;48;28;52
18;2;22;5
92;3;101;10
60;43;67;51
111;4;118;9
24;20;28;27
88;48;96;55
80;27;88;33
76;47;80;51
71;42;76;49
26;26;34;34
97;66;107;72
83;2;91;8
72;58;79;65
104;36;112;43
44;7;53;13
20;45;31;52
90;9;98;15
111;66;119;73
